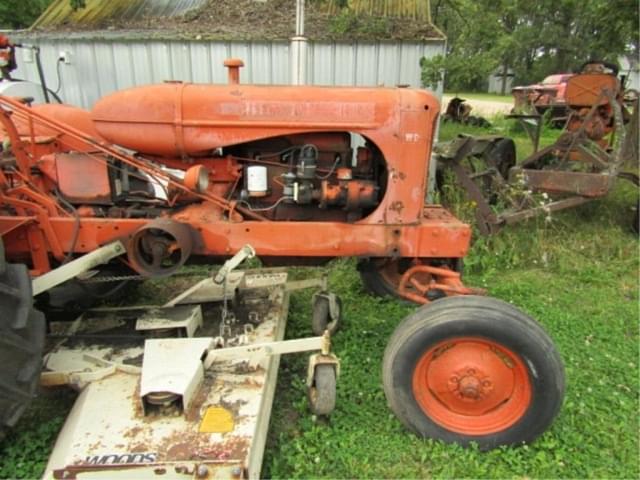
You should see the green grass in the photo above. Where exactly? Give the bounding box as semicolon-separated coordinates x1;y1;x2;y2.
0;389;74;479
444;92;513;103
1;120;638;479
263;180;638;478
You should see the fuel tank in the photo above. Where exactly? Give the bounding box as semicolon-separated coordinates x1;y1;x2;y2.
91;83;437;157
1;103;103;140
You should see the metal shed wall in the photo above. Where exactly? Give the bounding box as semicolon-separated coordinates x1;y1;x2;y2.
11;37;444;108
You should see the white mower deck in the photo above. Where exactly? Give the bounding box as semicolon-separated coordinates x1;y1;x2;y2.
40;269;335;479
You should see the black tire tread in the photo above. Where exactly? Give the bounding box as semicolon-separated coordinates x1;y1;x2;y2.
308;364;336;416
358;260;399;298
0;261;46;439
311;295;341;336
382;295;565;449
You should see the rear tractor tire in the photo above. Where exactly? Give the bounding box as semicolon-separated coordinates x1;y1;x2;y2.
0;247;46;440
382;296;564;449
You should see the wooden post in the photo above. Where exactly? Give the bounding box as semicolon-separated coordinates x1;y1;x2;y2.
500;64;508;95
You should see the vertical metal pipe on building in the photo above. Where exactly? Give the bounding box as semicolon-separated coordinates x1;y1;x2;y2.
291;0;307;85
295;0;305;36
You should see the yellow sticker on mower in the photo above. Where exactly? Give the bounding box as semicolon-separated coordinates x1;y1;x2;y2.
199;406;235;433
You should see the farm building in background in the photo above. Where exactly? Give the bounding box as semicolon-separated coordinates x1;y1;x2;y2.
9;0;446;109
619;55;639;90
487;66;514;94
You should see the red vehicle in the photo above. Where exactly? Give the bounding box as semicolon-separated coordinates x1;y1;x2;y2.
512;73;575;118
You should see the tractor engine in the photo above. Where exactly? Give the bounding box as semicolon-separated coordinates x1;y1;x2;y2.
87;81;388;224
3;106;383;223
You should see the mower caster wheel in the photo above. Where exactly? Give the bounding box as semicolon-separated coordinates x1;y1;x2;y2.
308;364;336;416
383;296;565;449
311;293;342;336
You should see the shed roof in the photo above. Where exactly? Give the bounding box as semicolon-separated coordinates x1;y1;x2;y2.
30;0;445;42
32;0;208;29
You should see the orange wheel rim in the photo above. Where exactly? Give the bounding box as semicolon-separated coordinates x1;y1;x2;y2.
412;337;532;435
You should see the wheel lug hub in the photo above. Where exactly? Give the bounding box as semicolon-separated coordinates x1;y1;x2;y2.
459;375;481;399
447;366;493;400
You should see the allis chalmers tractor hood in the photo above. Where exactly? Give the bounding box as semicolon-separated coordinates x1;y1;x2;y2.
91;82;436;157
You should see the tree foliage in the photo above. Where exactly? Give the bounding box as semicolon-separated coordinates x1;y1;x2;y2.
69;0;86;11
0;0;52;29
427;0;639;91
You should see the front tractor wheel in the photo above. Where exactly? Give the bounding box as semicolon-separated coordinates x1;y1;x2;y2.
382;296;564;449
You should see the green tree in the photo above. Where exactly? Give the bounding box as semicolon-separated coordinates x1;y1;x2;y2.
0;0;52;29
426;0;639;91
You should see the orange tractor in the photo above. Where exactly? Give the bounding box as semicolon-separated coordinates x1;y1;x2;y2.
0;59;564;449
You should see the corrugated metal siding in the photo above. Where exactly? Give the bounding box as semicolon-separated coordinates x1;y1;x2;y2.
33;0;208;28
487;68;514;94
11;38;444;108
